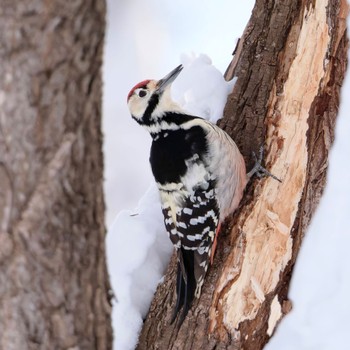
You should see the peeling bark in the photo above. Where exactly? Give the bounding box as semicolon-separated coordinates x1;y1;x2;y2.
137;1;348;349
0;1;112;349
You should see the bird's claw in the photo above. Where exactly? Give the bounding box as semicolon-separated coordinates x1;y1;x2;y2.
247;146;281;183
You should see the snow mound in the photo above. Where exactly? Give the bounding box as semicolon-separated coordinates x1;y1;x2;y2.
172;53;235;123
108;183;172;350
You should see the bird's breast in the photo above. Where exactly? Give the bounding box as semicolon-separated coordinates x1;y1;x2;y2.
149;126;208;185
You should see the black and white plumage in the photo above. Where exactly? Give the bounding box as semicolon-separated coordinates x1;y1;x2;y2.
127;65;247;324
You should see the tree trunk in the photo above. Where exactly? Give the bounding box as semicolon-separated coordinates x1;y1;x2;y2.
137;1;349;349
0;1;112;349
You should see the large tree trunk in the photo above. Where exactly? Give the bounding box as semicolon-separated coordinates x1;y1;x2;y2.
0;1;112;349
137;1;348;349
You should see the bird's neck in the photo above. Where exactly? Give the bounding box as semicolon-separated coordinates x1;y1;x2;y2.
142;112;199;140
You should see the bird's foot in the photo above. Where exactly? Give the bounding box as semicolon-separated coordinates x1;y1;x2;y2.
247;146;281;182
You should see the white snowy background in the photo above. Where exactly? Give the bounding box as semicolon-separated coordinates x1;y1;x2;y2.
103;1;350;349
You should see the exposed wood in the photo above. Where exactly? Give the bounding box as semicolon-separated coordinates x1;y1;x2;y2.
211;2;348;345
0;1;112;349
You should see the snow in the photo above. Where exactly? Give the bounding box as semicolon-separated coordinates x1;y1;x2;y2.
106;55;234;350
103;1;350;349
107;184;172;350
172;53;236;123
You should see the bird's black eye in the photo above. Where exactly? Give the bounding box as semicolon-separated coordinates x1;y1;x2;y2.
138;89;147;98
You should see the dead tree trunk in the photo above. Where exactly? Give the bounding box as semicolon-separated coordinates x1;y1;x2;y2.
137;1;348;349
0;1;112;349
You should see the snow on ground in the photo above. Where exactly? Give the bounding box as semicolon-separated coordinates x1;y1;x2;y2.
107;183;172;350
106;55;234;350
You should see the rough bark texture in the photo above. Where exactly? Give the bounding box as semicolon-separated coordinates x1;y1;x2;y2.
0;1;112;349
137;1;349;349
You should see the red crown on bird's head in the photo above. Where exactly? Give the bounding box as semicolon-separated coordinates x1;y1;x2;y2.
127;80;151;101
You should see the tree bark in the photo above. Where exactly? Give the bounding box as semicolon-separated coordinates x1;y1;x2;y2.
137;1;349;349
0;1;112;349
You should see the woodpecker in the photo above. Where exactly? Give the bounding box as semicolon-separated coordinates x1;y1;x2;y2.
127;65;248;324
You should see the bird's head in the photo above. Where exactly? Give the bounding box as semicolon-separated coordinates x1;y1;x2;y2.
127;65;183;124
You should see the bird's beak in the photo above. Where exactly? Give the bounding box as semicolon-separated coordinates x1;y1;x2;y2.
156;65;183;93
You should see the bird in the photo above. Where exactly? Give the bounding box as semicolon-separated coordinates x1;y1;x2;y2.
127;65;272;325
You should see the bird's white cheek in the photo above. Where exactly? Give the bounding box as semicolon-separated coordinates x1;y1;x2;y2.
128;99;146;120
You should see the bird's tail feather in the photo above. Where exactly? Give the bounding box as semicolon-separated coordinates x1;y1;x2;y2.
170;249;196;326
